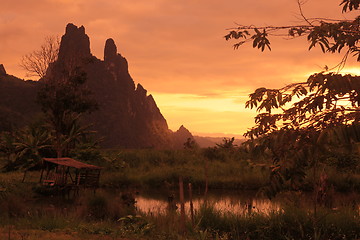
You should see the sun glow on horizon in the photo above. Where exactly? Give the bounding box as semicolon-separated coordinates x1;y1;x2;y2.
341;67;360;76
152;92;257;136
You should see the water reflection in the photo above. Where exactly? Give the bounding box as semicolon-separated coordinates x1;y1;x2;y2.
135;190;360;216
30;188;360;217
135;190;281;215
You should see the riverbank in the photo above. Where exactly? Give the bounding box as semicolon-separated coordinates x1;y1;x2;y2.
1;187;360;240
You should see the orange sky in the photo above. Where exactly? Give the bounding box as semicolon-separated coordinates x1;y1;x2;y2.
0;0;358;137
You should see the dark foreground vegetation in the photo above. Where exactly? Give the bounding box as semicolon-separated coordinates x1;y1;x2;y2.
1;146;360;240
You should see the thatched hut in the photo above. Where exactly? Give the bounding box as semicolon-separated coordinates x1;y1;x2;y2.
39;158;102;189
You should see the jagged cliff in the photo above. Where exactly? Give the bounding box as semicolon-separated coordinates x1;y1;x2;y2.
0;23;192;148
0;64;6;76
46;23;176;148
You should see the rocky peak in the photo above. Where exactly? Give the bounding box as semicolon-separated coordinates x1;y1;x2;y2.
0;64;6;76
102;37;132;88
135;83;147;96
57;23;91;64
105;39;128;70
66;23;86;35
104;38;117;62
173;125;194;149
176;125;192;137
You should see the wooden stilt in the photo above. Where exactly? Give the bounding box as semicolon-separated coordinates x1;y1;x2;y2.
179;176;186;234
189;183;194;226
39;167;44;183
22;170;27;183
204;158;208;200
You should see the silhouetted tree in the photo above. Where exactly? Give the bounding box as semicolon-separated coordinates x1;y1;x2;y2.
38;68;97;157
226;0;360;197
183;137;198;150
20;36;60;79
216;137;236;149
226;0;360;63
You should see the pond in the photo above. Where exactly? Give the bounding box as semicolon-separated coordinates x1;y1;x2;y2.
136;190;278;215
30;187;360;217
133;189;360;216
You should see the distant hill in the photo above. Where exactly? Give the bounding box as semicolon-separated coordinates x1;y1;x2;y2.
0;64;40;131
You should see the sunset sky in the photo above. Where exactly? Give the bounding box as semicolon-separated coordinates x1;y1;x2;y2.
1;0;359;137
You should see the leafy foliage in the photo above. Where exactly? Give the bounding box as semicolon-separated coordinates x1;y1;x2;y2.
216;137;237;149
225;1;360;64
203;138;240;162
0;66;99;169
38;67;97;157
228;1;360;197
118;215;154;235
0;132;17;162
341;0;360;12
1;123;52;171
13;125;51;168
245;73;360;139
38;69;97;119
183;137;198;150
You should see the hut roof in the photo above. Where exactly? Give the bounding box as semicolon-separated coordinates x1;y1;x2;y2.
43;158;102;170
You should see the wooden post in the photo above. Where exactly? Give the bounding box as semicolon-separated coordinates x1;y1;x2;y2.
64;167;69;185
45;164;50;179
96;170;101;187
39;167;44;183
85;170;89;187
76;169;81;185
188;183;194;226
204;158;208;199
22;170;27;183
8;225;11;240
179;176;186;234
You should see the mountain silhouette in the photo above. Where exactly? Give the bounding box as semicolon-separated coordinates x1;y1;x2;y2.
0;23;193;149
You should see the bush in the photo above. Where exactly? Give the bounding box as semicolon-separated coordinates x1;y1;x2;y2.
86;194;109;220
326;154;360;172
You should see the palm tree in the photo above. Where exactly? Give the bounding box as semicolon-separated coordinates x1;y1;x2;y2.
46;113;97;158
11;124;51;174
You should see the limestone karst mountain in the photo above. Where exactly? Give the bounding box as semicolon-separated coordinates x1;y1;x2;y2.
47;23;176;148
0;23;193;149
